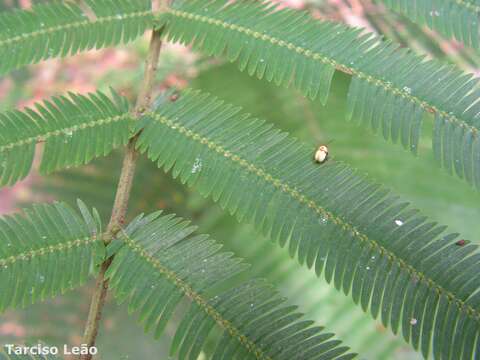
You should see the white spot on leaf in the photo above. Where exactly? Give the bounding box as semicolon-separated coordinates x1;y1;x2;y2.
191;157;202;174
319;217;328;225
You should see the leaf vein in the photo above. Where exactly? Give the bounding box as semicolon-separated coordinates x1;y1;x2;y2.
0;237;97;267
0;113;130;154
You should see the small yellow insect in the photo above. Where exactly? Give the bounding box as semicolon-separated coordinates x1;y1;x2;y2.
314;145;329;163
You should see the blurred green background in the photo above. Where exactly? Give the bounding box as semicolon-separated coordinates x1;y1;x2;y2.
1;1;479;359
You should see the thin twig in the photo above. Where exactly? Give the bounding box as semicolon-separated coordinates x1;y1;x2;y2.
79;27;164;360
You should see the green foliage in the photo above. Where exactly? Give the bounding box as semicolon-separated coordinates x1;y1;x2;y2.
193;54;480;243
0;89;133;187
106;211;355;360
0;201;103;313
220;222;418;359
136;89;480;359
1;0;479;358
158;0;480;190
376;0;479;49
0;0;153;76
38;145;411;358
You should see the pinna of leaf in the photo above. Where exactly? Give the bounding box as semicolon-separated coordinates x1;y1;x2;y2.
105;211;356;360
0;89;132;187
134;88;480;360
158;0;480;191
0;201;356;360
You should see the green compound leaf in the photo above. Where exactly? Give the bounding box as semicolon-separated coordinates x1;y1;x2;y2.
0;200;103;312
0;0;153;76
0;89;133;187
136;89;480;359
376;0;480;49
107;211;356;360
158;0;480;191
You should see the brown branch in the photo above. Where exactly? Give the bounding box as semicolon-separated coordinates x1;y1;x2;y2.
79;27;164;360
